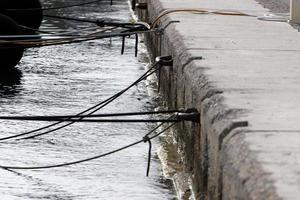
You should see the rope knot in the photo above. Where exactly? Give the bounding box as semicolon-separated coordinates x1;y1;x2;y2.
143;135;150;143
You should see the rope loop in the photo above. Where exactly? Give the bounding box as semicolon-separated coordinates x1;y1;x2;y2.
143;135;152;176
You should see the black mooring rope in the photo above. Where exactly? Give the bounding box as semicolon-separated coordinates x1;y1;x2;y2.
22;70;160;140
22;65;162;140
135;34;138;57
121;36;126;55
0;110;180;120
143;135;152;176
0;109;201;123
43;15;150;30
0;118;180;123
143;115;177;176
0;29;156;50
0;60;162;141
0;122;176;173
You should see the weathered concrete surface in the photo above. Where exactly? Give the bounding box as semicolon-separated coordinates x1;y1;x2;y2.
139;0;300;199
255;0;289;13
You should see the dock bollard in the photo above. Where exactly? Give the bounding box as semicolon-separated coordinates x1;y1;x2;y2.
290;0;300;23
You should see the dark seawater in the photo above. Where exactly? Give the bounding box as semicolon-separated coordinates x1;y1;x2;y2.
0;0;176;199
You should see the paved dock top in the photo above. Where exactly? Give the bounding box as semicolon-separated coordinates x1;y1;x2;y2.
148;0;300;198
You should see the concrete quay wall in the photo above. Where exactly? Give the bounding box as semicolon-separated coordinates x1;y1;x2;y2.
138;0;300;199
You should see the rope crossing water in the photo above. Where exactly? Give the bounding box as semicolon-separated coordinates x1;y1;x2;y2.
0;109;200;123
0;56;173;142
0;121;177;177
0;29;153;49
0;110;181;119
0;55;199;176
43;14;151;30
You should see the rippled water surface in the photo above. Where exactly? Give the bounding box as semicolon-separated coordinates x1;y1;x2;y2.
0;0;175;199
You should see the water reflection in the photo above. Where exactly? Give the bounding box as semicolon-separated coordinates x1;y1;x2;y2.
0;68;22;97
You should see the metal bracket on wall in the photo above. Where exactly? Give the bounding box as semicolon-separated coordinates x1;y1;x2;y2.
155;56;173;92
155;20;180;35
177;108;200;123
135;3;147;10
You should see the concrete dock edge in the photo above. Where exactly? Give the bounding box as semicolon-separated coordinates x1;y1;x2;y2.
137;0;300;199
